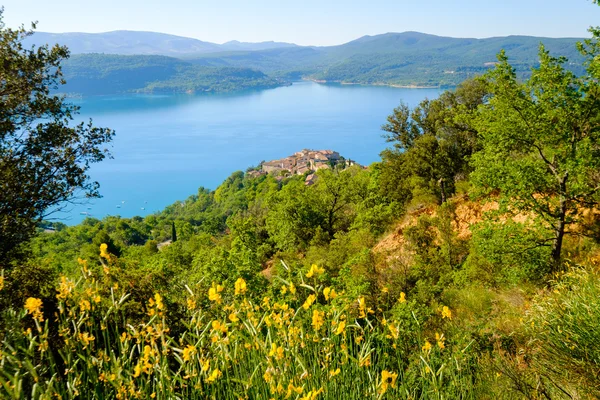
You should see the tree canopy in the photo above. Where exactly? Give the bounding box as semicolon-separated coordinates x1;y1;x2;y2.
0;11;114;265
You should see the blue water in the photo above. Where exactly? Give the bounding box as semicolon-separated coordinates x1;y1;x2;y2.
62;82;441;223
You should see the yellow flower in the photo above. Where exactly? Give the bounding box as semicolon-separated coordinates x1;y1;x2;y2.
306;264;325;278
201;359;210;372
422;340;432;352
441;306;452;319
78;332;95;347
154;293;164;310
387;323;399;340
269;343;285;360
312;309;325;331
182;345;196;362
234;278;247;295
302;294;316;310
186;297;196;311
133;364;142;378
335;319;346;335
381;286;389;293
120;332;128;343
228;312;239;323
379;370;398;394
211;320;228;333
300;389;324;400
399;292;406;303
99;243;110;260
79;299;91;312
323;287;338;301
329;368;341;377
436;332;445;349
358;296;367;318
280;285;288;295
0;275;3;291
206;368;222;383
288;282;296;295
24;297;44;322
208;283;224;303
93;295;101;303
56;276;74;300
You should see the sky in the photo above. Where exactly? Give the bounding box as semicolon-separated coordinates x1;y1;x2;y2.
2;0;600;46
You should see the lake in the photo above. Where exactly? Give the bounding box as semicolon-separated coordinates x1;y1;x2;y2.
63;81;441;224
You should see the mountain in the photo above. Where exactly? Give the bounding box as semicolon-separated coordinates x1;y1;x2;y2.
220;40;298;52
23;31;297;56
31;30;589;93
182;32;586;86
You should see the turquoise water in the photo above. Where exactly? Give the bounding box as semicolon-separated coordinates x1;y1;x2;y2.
63;82;441;223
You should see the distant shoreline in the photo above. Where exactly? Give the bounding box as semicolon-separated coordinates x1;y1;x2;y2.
302;78;449;89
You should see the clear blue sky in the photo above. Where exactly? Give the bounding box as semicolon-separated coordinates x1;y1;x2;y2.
2;0;600;46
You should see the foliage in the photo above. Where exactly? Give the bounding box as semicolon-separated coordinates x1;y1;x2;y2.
471;47;600;269
0;11;114;265
378;77;487;206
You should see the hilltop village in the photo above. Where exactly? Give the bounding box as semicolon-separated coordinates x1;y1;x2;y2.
247;149;360;185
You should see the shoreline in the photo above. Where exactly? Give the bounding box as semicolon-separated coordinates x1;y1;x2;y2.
301;78;449;89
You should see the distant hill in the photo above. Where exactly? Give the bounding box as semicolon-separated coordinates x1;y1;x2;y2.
59;54;285;95
187;32;586;86
24;31;297;56
220;40;298;52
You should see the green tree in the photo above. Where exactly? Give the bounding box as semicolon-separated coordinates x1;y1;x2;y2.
471;47;600;270
0;11;114;265
380;78;487;204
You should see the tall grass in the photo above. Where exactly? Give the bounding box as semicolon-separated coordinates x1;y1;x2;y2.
0;246;478;399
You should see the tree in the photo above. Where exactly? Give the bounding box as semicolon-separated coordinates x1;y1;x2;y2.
471;47;600;270
0;11;114;265
380;78;487;204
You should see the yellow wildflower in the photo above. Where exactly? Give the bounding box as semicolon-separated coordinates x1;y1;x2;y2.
323;287;338;301
78;332;95;347
234;278;247;295
182;345;196;362
288;282;296;295
422;340;432;352
57;276;74;300
206;368;222;383
335;319;346;335
300;389;324;400
280;285;288;295
312;309;325;331
99;243;110;260
24;297;44;322
133;364;142;378
358;296;367;318
436;332;445;349
302;294;316;310
380;370;398;394
211;320;227;333
208;283;224;304
306;264;325;278
79;299;91;312
0;275;3;291
329;368;341;377
399;292;406;303
442;306;452;319
228;312;239;323
187;297;196;310
201;359;210;372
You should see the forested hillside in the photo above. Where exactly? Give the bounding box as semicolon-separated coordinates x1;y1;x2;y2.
60;54;285;95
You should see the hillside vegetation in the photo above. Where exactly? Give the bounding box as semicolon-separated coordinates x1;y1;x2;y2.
60;54;285;95
3;5;600;399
